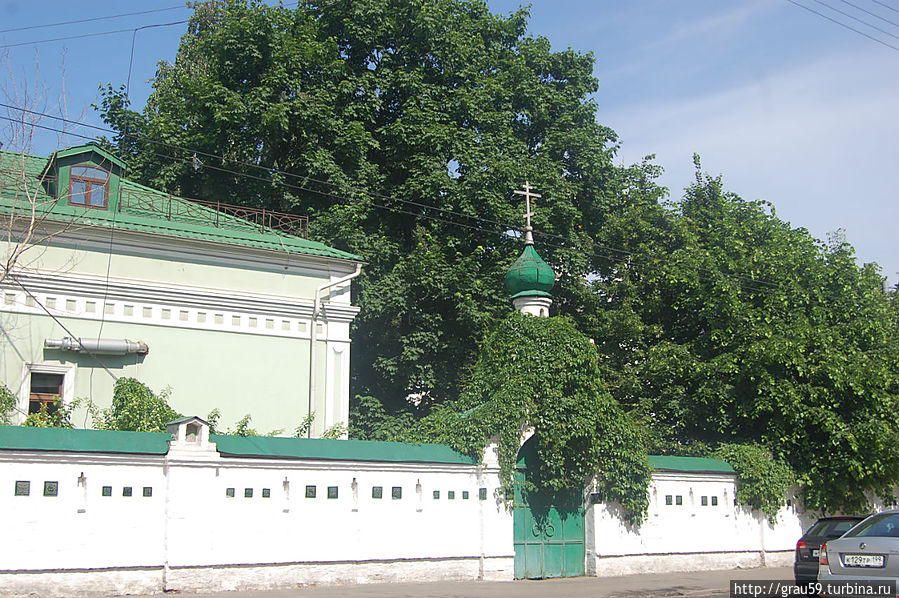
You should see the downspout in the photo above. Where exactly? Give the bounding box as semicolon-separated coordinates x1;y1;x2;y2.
308;263;362;438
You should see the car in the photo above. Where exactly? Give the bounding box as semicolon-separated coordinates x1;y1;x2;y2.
795;516;866;584
818;510;899;593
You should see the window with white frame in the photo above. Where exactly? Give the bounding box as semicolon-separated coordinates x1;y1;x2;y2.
20;364;74;421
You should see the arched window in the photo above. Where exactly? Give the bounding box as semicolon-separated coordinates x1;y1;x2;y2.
69;164;109;209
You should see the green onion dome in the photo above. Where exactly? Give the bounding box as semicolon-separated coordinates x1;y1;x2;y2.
505;244;555;299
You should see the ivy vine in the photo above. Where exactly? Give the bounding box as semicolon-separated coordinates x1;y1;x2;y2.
402;312;652;526
714;443;794;520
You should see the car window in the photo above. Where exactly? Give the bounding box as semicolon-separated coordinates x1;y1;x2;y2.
807;519;862;537
844;514;899;538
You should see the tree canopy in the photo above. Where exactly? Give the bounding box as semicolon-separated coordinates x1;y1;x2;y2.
94;0;899;515
401;312;651;525
98;0;623;417
572;159;899;513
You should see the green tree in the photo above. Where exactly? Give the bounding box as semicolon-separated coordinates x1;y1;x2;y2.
97;0;624;423
402;312;651;525
572;159;899;514
23;398;77;428
0;384;16;425
99;378;179;433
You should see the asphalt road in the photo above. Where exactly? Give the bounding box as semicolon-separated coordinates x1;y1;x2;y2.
140;565;794;598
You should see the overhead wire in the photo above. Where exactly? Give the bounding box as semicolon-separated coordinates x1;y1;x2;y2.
836;0;899;28
871;0;899;14
5;273;120;383
0;6;188;35
2;121;894;356
785;0;899;51
0;101;786;293
807;0;899;40
0;20;189;50
0;110;793;294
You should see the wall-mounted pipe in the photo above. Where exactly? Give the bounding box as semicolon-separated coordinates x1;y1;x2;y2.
44;337;149;355
308;263;362;438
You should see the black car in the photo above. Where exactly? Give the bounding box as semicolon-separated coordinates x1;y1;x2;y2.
794;516;866;583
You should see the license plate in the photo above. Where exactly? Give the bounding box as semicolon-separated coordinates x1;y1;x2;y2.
812;549;819;557
843;554;884;567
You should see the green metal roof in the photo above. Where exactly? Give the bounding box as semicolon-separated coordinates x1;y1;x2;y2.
0;147;360;263
505;244;555;300
0;426;476;465
648;455;735;473
212;435;476;464
0;426;170;455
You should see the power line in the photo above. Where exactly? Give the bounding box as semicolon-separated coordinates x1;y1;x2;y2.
786;0;899;51
0;5;187;35
0;20;188;50
809;0;899;40
4;273;120;383
837;0;899;28
871;0;899;15
0;111;791;293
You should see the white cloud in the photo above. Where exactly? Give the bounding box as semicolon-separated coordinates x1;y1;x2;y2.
604;49;899;281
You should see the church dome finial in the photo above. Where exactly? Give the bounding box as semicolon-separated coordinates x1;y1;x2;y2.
506;182;554;316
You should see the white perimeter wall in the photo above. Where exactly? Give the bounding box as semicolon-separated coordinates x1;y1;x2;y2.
0;449;513;596
2;449;828;595
589;470;807;576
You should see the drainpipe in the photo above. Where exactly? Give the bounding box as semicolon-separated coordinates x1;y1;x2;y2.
308;263;362;438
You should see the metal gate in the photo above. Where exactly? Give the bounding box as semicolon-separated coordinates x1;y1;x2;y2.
513;437;585;579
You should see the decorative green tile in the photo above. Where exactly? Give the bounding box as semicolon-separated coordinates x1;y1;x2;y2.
433;490;440;499
15;480;30;496
305;485;316;498
43;481;58;497
675;495;683;506
462;491;469;500
701;496;708;506
143;487;152;497
391;486;402;500
371;486;383;499
102;486;112;497
711;496;718;506
244;488;253;498
479;488;487;500
225;487;235;498
123;486;132;497
448;491;455;500
262;488;270;498
665;495;673;505
327;486;338;499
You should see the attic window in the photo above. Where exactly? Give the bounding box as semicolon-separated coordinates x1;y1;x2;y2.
69;164;109;209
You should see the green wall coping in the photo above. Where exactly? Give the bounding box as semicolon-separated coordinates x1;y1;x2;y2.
0;426;171;455
0;426;476;465
211;434;477;464
648;455;735;473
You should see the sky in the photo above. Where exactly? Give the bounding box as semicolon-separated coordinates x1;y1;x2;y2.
1;0;897;284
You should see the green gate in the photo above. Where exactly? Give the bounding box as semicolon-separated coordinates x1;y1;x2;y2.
513;437;586;579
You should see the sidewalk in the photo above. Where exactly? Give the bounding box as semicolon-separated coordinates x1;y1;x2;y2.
161;565;793;598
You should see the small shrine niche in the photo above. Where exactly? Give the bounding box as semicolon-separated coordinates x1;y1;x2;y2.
166;416;217;454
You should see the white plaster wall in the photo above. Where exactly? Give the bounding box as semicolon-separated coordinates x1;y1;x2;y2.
2;445;817;594
0;448;514;595
590;471;805;576
0;454;166;571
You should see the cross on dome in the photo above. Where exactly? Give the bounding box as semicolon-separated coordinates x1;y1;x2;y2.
513;181;541;245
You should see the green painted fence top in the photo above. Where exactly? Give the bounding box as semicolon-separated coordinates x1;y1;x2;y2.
0;426;476;465
648;455;735;473
0;426;171;455
211;434;476;464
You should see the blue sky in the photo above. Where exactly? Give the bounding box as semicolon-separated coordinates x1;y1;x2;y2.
2;0;897;284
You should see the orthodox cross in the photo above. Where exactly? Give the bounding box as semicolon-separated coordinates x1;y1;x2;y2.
513;181;541;244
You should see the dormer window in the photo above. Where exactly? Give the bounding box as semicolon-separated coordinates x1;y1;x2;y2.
69;164;109;209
